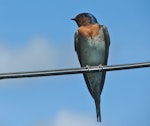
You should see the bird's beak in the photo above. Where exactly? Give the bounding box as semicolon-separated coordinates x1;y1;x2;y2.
71;18;76;21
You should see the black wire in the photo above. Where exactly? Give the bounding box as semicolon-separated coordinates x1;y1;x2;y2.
0;62;150;80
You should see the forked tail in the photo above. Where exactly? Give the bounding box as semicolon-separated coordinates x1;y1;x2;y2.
95;97;101;122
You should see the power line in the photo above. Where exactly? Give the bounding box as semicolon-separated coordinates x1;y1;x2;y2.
0;62;150;80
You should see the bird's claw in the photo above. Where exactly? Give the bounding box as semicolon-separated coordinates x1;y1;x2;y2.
98;64;103;71
86;65;90;71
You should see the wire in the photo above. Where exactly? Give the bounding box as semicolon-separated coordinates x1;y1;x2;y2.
0;62;150;80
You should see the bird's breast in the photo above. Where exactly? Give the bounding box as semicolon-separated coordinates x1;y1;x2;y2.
77;27;105;66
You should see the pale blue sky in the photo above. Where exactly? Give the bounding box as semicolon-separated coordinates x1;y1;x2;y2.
0;0;150;126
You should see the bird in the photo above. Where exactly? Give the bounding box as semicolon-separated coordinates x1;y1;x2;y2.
71;13;110;122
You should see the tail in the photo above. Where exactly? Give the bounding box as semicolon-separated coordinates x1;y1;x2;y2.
95;97;101;122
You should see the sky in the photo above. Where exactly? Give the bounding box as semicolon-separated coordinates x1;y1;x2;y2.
0;0;150;126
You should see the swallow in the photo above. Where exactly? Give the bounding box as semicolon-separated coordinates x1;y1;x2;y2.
71;13;110;122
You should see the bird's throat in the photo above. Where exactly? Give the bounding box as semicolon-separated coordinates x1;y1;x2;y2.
78;24;100;39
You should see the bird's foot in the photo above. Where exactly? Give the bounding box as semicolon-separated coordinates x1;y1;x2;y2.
86;65;91;71
98;64;103;71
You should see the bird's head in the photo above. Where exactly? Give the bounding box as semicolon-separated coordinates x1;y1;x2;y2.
71;13;98;27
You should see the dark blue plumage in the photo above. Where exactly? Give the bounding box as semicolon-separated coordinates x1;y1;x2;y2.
71;13;98;27
80;13;98;24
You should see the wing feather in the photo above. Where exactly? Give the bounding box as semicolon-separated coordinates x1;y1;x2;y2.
99;25;110;93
